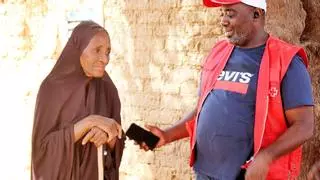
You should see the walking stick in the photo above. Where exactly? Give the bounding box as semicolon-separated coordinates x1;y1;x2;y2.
98;146;104;180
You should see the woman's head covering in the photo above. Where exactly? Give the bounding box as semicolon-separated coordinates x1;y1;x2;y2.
31;21;124;180
48;21;108;80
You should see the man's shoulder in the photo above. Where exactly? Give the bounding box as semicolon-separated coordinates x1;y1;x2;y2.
268;36;308;65
268;36;301;49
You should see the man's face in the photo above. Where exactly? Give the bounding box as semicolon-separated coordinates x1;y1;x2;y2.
220;3;256;47
80;31;111;78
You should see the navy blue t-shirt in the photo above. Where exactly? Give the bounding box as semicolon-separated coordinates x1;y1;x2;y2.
193;44;313;180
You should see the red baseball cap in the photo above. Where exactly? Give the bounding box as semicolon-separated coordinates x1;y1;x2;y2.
203;0;241;7
203;0;267;11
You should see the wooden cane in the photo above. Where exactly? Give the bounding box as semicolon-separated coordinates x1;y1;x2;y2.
98;146;104;180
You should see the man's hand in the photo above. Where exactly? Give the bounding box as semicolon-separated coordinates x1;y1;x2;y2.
245;150;273;180
132;109;196;151
137;124;168;151
308;160;320;180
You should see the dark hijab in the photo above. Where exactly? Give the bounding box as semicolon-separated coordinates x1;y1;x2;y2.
31;21;124;180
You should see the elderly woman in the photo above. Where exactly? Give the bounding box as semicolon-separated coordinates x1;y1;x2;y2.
31;21;125;180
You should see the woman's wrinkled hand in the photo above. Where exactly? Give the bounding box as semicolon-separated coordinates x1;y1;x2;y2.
86;115;122;141
82;127;108;147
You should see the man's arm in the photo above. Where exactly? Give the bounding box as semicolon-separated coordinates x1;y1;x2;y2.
246;106;314;180
140;108;197;150
246;55;314;180
261;106;314;161
161;75;202;145
140;77;201;150
162;108;197;144
263;56;315;160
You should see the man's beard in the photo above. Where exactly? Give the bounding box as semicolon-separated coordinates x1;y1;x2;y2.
227;30;250;46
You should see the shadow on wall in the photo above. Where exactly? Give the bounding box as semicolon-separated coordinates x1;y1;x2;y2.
266;0;320;179
299;0;320;179
103;1;222;180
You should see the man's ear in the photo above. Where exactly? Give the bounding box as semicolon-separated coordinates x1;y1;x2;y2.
254;11;259;19
253;8;265;19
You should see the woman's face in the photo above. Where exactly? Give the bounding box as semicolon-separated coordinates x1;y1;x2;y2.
80;31;111;78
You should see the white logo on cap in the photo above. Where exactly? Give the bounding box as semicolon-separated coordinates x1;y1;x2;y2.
240;0;267;11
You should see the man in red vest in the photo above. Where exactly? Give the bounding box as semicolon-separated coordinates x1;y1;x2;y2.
138;0;314;179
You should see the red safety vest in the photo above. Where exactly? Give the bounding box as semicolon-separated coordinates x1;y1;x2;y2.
186;36;308;179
